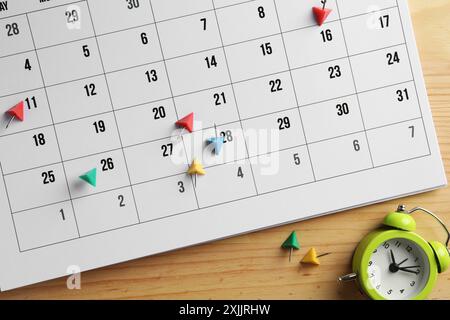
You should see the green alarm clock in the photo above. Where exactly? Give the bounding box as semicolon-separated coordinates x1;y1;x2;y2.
339;205;450;300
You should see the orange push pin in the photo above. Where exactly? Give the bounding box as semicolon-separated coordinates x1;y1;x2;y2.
5;101;24;128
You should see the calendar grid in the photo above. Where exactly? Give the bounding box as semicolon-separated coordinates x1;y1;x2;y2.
147;0;201;210
0;1;399;36
0;5;400;64
0;40;407;101
210;0;260;195
0;105;423;176
0;74;414;142
0;77;420;142
272;0;316;182
0;0;436;253
395;0;431;155
24;13;81;238
3;114;425;217
14;150;433;253
84;0;142;223
81;0;140;226
9;149;432;219
335;0;375;168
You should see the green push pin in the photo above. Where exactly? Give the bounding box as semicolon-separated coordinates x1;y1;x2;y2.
79;168;97;187
281;231;300;262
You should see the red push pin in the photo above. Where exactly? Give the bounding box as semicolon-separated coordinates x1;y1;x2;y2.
5;101;24;129
313;0;332;26
176;112;194;134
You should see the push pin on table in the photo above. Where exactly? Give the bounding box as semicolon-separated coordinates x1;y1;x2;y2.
313;0;332;26
281;231;300;262
5;101;24;129
300;247;332;266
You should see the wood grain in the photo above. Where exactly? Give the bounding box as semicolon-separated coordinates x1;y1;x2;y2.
1;0;449;300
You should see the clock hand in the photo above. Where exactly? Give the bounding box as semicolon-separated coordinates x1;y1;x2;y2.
399;265;421;269
398;268;420;275
390;250;397;264
397;258;408;266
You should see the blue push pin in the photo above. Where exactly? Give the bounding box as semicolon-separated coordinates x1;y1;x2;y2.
207;136;225;155
208;123;225;156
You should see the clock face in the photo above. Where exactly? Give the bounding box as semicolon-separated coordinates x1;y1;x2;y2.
368;238;430;300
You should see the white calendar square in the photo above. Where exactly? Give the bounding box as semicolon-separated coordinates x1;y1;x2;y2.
73;187;139;237
28;2;95;48
0;52;42;96
194;161;256;207
225;35;288;82
55;113;122;160
107;62;171;109
0;15;33;57
337;0;396;18
151;0;213;21
166;48;229;95
4;164;70;213
38;38;103;86
215;0;280;45
46;75;112;123
13;201;78;251
301;95;364;143
359;81;420;129
115;98;177;146
174;85;239;128
242;109;306;157
351;45;412;92
124;138;188;184
0;0;445;291
283;20;347;68
367;119;429;167
0;126;61;174
88;0;154;34
275;0;339;32
234;72;297;119
309;132;373;180
251;146;315;194
64;149;131;198
341;7;404;55
133;174;197;222
157;10;221;59
97;24;162;73
292;58;355;105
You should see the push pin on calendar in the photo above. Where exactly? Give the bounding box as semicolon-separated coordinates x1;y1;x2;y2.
5;101;24;129
79;168;97;187
207;124;225;156
175;112;194;139
188;159;205;188
313;0;332;26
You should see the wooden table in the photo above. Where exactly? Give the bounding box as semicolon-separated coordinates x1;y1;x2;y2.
1;0;449;300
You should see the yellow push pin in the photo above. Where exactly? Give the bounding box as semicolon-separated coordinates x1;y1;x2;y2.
188;159;205;188
300;248;331;266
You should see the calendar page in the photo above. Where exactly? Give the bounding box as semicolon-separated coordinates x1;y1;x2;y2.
0;0;446;290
